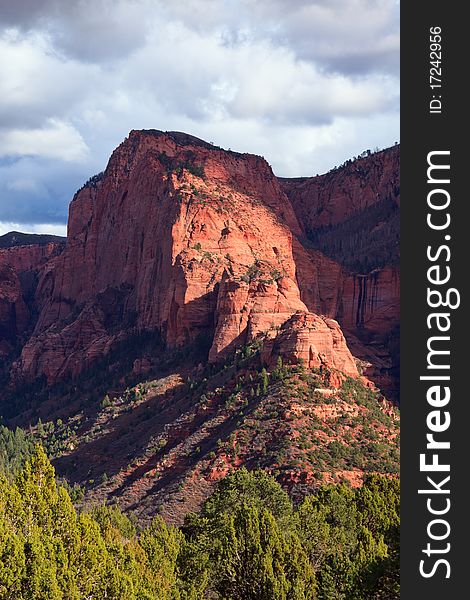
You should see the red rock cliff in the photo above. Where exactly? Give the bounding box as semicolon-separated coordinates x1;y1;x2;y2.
0;243;64;357
280;146;400;397
13;131;329;385
279;146;399;337
10;132;397;392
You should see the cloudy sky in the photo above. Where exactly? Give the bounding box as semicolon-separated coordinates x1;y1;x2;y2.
0;0;399;237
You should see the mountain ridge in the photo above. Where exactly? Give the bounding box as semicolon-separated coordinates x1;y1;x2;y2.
0;231;66;249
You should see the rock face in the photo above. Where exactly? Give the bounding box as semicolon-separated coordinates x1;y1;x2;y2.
0;262;29;356
261;312;358;380
0;243;65;357
280;147;400;344
339;267;400;338
6;131;399;396
0;243;63;273
209;272;308;362
12;130;312;385
281;146;400;398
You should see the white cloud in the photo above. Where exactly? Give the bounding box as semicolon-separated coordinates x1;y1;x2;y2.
0;0;399;231
0;119;89;162
163;0;399;76
0;30;99;128
1;1;399;74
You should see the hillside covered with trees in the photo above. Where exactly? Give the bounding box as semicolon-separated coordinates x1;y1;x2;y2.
0;446;398;599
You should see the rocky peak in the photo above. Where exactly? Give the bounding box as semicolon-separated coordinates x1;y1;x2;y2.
9;130;305;386
4;132;398;399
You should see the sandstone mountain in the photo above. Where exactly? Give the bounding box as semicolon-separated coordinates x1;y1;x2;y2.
3;131;398;395
0;131;399;521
